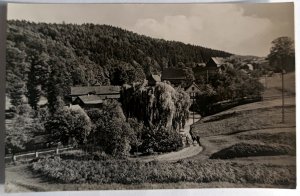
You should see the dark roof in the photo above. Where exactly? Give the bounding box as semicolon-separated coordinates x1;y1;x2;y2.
70;86;120;96
209;57;225;67
98;94;120;99
150;74;161;82
76;95;103;104
161;68;186;80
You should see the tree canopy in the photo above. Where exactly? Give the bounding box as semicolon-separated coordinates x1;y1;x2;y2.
6;20;231;111
267;37;295;72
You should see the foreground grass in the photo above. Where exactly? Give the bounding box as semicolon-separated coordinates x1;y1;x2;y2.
31;156;295;187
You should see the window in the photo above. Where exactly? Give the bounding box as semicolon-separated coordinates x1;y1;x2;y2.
192;87;195;91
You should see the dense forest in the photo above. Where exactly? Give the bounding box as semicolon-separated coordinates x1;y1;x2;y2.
6;20;231;104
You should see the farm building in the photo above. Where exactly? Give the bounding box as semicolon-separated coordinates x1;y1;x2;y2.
206;57;225;69
161;68;186;85
147;74;161;86
69;85;121;101
72;95;103;109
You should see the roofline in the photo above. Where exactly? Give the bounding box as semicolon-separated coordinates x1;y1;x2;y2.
70;92;120;96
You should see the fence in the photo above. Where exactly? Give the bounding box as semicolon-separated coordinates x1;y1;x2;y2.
5;146;74;163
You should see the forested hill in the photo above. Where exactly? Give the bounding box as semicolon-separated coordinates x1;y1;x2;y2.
6;20;231;97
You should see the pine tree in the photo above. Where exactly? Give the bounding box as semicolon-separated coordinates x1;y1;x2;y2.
26;64;41;110
46;69;61;114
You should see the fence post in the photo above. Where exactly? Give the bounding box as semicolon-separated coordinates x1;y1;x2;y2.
13;155;16;162
35;151;39;158
56;148;59;154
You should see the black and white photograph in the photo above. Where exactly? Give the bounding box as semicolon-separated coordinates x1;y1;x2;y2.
4;2;296;192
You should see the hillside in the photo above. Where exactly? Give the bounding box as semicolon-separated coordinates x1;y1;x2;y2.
6;20;231;98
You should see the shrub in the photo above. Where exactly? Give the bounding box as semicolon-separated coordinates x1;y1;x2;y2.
210;143;295;159
140;126;183;153
31;156;296;186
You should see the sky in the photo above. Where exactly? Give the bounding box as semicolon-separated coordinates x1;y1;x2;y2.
7;3;294;57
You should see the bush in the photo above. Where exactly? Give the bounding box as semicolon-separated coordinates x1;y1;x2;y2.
5;104;46;153
140;126;183;153
89;101;134;157
31;156;296;186
210;143;295;159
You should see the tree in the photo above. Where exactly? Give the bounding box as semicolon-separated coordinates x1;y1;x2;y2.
267;37;295;72
128;118;144;154
5;104;45;153
10;82;24;108
267;37;294;123
26;64;41;110
90;101;133;157
46;68;63;114
45;106;92;146
93;116;133;157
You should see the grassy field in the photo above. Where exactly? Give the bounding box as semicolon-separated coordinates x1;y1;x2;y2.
191;106;295;137
261;72;295;98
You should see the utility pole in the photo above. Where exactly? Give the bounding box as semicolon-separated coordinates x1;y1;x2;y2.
206;70;209;84
193;94;195;124
265;74;267;88
281;67;285;123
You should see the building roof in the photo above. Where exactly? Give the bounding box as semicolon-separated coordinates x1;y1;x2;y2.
70;86;120;96
151;74;161;82
185;82;201;91
98;94;120;99
161;68;186;80
76;95;103;104
210;57;225;67
246;64;254;71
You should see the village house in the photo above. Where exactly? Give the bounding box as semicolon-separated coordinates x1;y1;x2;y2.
206;57;234;71
161;68;186;85
68;85;121;108
206;57;225;70
184;82;201;100
72;95;104;109
70;85;120;99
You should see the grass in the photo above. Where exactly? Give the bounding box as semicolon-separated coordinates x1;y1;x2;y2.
191;106;295;137
30;155;295;186
210;143;295;159
262;72;295;98
236;132;296;149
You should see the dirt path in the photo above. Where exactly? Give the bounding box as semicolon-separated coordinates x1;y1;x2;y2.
5;165;47;192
